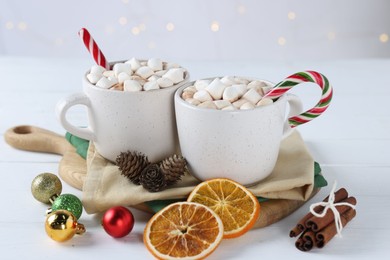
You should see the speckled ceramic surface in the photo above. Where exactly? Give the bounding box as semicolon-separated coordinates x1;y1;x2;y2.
174;78;303;186
56;65;189;162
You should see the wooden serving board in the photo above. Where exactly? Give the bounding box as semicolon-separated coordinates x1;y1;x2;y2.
5;125;318;228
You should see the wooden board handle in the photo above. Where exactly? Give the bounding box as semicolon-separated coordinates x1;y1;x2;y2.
4;125;74;155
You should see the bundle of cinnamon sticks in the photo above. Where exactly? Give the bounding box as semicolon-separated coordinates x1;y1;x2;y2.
290;188;357;251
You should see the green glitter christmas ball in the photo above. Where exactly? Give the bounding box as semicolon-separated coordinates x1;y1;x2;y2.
51;194;83;219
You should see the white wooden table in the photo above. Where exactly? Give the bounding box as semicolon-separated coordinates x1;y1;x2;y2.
0;57;389;259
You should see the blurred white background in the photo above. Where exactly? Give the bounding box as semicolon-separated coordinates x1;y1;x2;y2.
0;0;389;62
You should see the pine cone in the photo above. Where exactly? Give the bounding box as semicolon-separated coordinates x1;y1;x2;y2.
160;154;187;185
116;151;150;185
139;163;167;192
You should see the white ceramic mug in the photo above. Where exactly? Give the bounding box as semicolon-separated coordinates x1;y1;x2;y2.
56;62;189;162
175;78;311;186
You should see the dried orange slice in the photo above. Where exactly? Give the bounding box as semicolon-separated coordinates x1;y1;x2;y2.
187;178;260;239
144;201;223;260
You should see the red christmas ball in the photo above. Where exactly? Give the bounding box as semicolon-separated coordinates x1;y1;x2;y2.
102;206;134;238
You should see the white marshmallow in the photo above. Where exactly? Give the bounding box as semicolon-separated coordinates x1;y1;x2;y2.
232;99;248;108
125;58;141;72
124;79;142;92
242;88;262;104
96;77;117;89
198;101;217;109
183;86;196;93
194;80;210;91
234;77;250;85
247;80;266;89
256;97;274;106
140;61;147;66
90;65;106;75
148;75;160;82
231;84;247;96
130;75;146;86
154;70;167;77
220;76;235;86
213;100;232;109
113;63;132;77
86;73;102;84
193;90;213;102
222;105;237;111
222;86;240;102
147;58;163;71
136;66;154;79
117;72;132;83
186;98;201;106
163;68;185;84
163;62;180;70
103;70;115;78
143;81;160;91
262;86;273;95
206;78;226;100
182;91;194;100
157;77;174;88
240;102;255;110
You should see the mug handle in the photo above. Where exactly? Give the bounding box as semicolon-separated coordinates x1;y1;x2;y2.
265;71;333;128
282;94;303;138
55;93;95;141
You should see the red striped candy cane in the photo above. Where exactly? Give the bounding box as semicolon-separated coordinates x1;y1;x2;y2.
78;28;110;70
263;71;333;127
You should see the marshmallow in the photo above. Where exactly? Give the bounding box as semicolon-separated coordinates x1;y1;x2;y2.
194;80;210;91
262;86;273;95
140;61;147;66
113;63;132;77
103;70;115;78
198;101;217;109
130;75;146;86
136;66;154;79
193;90;213;102
147;58;163;71
96;76;117;89
240;102;255;110
186;98;201;106
231;84;247;96
222;105;237;111
163;68;185;84
117;72;132;83
256;98;273;106
163;62;180;70
232;99;248;108
124;79;142;92
125;58;141;72
110;83;124;91
157;77;174;88
234;77;249;85
242;88;262;104
213;100;232;109
220;76;235;86
143;81;160;91
222;86;240;102
247;80;266;89
90;65;106;75
86;73;102;84
154;70;167;77
148;75;160;82
181;91;194;100
183;86;196;93
206;78;226;100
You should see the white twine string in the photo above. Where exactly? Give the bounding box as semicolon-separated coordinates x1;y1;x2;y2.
309;181;356;237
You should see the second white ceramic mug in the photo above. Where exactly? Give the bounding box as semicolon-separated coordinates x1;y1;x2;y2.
174;78;306;186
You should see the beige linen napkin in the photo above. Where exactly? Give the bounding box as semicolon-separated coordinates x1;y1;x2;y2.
82;129;314;214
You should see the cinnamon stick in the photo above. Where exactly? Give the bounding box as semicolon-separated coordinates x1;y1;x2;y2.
315;208;356;248
305;196;356;232
289;188;348;237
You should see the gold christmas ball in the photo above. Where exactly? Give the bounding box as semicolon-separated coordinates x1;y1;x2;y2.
45;210;85;242
31;173;62;204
